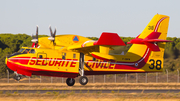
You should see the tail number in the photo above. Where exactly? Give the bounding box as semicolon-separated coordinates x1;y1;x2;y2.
149;59;161;70
148;26;154;30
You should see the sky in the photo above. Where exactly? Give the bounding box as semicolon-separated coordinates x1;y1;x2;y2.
0;0;180;38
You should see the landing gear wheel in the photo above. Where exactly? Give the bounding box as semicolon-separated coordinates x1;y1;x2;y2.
66;78;75;86
79;76;88;85
14;75;21;81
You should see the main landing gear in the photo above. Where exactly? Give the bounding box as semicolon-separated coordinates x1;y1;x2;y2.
66;78;75;86
66;76;88;86
66;52;89;86
79;76;88;85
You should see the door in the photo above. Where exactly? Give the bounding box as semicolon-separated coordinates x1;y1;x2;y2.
37;53;47;66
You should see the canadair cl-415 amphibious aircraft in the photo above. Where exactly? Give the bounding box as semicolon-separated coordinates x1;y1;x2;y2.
6;14;171;86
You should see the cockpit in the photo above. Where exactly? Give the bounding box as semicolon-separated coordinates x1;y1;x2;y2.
18;48;35;54
7;47;36;58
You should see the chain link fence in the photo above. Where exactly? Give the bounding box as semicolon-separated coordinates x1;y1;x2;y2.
1;69;179;83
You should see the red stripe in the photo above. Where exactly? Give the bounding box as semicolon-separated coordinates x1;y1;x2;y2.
154;17;168;32
114;48;151;70
9;57;30;65
7;60;78;78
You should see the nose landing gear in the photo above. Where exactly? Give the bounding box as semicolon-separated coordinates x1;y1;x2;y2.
13;73;22;81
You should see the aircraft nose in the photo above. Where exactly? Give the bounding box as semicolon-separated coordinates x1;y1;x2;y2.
7;52;23;58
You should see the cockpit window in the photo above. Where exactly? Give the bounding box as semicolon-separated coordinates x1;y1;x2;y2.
18;48;25;53
23;49;30;53
29;49;35;53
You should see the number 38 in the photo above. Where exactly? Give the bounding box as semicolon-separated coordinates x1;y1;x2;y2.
149;59;162;70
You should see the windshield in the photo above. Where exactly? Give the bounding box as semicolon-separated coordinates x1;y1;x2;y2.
18;48;25;53
23;49;30;53
18;48;35;54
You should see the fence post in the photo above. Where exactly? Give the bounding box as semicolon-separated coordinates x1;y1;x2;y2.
7;69;9;83
145;73;147;83
62;77;63;83
40;76;41;83
156;72;158;83
29;77;30;83
125;74;127;83
177;69;179;83
104;75;106;83
136;73;138;83
51;77;53;83
115;74;116;83
166;69;168;83
93;75;95;83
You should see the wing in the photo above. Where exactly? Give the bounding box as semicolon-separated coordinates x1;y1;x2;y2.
38;34;92;49
67;32;126;56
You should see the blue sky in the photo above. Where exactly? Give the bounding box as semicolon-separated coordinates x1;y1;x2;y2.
0;0;179;37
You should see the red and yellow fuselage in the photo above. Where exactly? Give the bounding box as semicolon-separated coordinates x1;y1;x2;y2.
6;14;170;78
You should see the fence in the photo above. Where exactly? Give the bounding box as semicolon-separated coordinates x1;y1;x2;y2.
1;69;180;83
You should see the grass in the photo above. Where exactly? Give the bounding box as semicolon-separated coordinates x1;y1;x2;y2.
52;91;59;96
36;91;40;94
46;92;51;94
111;90;115;93
0;93;180;100
14;91;18;94
0;91;3;94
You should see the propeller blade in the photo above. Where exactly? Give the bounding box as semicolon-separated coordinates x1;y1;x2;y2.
36;25;38;40
49;25;53;37
48;26;56;46
31;25;39;48
53;27;56;37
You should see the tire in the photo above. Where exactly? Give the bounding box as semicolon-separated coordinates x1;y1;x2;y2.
79;76;88;85
66;78;75;86
14;75;21;81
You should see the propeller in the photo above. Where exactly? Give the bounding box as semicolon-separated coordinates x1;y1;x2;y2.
31;25;39;47
48;25;56;45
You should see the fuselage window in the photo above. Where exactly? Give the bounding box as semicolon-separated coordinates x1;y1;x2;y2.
73;54;76;58
39;55;43;59
93;57;96;61
23;49;30;53
62;55;66;60
29;49;35;53
62;52;66;60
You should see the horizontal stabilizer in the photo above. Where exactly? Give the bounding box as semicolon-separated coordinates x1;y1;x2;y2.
94;32;126;46
127;31;172;51
143;39;172;43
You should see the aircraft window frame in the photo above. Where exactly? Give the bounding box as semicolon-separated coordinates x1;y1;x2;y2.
62;55;66;60
62;52;66;60
39;55;43;59
93;57;96;61
29;49;35;53
23;49;30;54
18;48;25;53
73;54;76;58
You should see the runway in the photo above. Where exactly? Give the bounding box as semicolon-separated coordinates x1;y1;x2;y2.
1;89;180;93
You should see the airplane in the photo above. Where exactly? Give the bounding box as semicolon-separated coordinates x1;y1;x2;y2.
5;14;172;86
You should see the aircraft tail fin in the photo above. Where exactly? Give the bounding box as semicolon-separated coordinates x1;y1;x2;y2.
127;14;170;53
125;14;171;72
